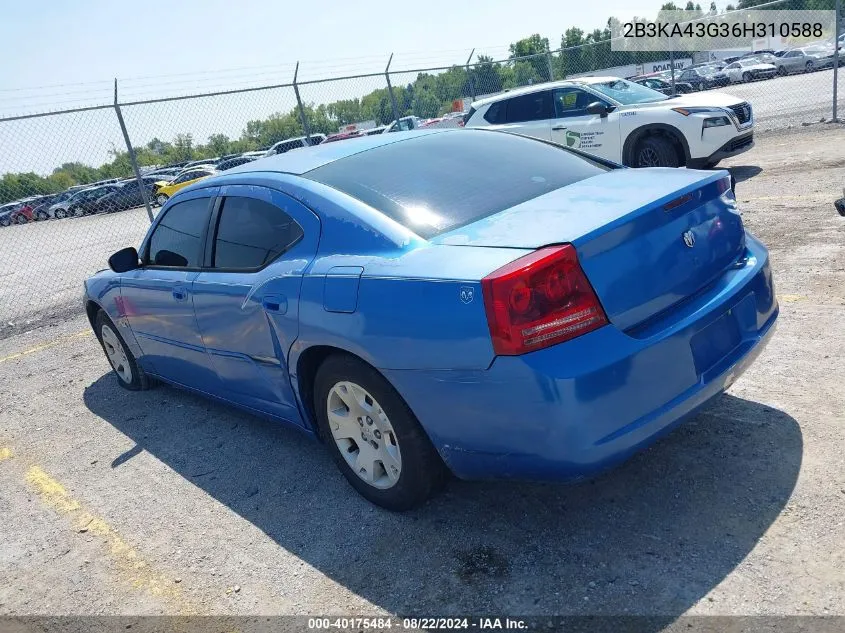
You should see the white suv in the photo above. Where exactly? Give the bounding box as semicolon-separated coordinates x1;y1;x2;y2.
464;77;754;168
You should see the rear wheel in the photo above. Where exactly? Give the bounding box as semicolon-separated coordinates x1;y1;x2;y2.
742;71;753;82
95;310;150;391
55;208;67;219
806;60;814;72
0;217;10;227
36;210;49;221
155;193;169;207
777;65;787;76
14;214;27;224
314;354;448;510
634;136;680;168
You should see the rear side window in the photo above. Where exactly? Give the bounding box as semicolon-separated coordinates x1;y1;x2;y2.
148;198;211;267
504;91;552;123
212;197;304;270
483;102;505;124
305;130;611;239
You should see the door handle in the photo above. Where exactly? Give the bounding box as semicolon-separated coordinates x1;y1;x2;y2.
172;286;188;302
552;124;568;131
262;295;287;314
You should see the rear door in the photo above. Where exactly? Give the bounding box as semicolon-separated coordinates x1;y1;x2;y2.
485;90;553;140
191;185;321;424
121;189;221;391
549;87;621;162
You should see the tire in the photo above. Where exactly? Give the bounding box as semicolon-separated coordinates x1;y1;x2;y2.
806;61;814;72
155;193;169;207
36;211;49;221
313;354;448;511
55;208;67;219
634;136;680;168
71;207;84;218
14;214;28;225
95;310;150;391
742;71;753;83
0;217;10;227
777;66;787;76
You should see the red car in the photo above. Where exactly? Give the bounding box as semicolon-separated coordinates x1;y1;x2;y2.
321;131;365;144
8;198;39;224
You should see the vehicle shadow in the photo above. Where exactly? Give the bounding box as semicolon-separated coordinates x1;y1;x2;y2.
83;375;801;622
727;165;762;185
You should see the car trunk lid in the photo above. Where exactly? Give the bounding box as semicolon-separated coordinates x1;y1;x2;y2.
433;168;745;331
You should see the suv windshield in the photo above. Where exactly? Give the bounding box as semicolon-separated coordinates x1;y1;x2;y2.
586;79;668;105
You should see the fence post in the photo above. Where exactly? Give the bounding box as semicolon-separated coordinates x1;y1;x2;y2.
293;62;314;145
113;79;153;223
669;48;676;96
546;43;555;82
834;0;841;122
465;48;476;102
385;53;400;125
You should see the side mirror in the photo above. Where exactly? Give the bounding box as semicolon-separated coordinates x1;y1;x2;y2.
108;247;139;273
586;101;611;117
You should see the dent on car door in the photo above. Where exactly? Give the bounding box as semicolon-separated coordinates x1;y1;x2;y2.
120;189;221;391
550;87;620;162
191;186;321;425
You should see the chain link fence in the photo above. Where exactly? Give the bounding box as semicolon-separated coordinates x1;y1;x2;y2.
1;5;842;347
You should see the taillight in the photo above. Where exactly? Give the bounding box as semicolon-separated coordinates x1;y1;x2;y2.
481;245;608;356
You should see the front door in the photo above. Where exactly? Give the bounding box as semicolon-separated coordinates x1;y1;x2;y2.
121;190;220;391
549;87;620;162
191;186;321;425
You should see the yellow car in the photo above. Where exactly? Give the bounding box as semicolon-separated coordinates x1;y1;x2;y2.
153;167;218;206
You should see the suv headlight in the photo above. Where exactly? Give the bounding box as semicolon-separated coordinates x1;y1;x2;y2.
703;116;732;128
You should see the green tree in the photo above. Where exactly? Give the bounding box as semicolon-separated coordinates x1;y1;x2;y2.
509;34;553;81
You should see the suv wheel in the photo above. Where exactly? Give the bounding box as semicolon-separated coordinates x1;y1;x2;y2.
635;136;680;168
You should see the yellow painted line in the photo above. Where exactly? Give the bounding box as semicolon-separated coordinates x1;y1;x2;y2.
0;330;90;364
0;447;12;461
778;294;807;303
25;464;195;613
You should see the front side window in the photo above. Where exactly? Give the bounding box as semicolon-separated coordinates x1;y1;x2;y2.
212;197;304;270
504;91;552;123
553;88;600;118
147;198;211;267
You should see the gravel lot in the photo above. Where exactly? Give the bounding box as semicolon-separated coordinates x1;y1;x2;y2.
0;124;843;625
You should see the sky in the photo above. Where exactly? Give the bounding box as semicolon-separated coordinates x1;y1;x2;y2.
0;0;720;175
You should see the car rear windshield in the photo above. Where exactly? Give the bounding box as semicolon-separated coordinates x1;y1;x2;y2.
304;130;611;239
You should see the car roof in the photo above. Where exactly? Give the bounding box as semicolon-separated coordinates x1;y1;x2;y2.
222;128;448;176
470;77;625;108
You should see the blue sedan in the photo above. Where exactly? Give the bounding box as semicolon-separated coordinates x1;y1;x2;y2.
84;129;778;510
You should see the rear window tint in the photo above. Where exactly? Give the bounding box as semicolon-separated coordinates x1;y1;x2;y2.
305;130;610;239
483;102;505;124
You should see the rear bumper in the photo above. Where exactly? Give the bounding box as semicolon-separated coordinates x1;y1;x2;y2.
688;132;754;168
384;234;777;481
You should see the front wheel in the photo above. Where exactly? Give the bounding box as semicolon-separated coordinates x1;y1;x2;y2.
314;354;448;511
777;66;787;76
0;217;11;227
55;208;67;219
742;72;753;82
14;214;28;224
36;210;49;221
634;136;680;168
155;193;169;207
95;310;150;391
806;61;814;72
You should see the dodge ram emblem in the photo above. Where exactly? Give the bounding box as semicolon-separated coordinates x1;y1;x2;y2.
459;286;474;304
683;231;696;248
